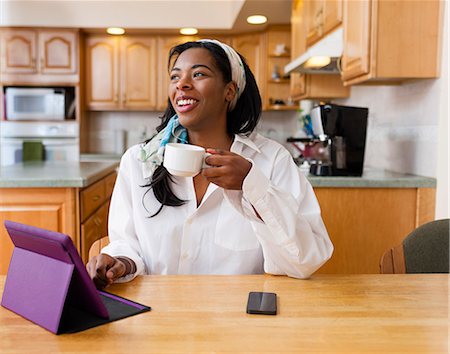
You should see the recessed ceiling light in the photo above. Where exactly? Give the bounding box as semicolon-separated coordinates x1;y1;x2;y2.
247;15;267;25
106;27;125;35
180;28;198;35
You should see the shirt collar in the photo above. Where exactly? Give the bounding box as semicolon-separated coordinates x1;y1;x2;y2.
231;133;261;154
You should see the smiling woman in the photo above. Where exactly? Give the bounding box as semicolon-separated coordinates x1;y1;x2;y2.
86;39;333;289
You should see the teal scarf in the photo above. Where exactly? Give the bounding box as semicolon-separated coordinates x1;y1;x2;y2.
138;115;188;179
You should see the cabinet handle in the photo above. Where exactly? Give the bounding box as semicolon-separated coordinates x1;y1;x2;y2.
123;93;127;103
114;93;119;103
94;217;102;226
92;195;101;202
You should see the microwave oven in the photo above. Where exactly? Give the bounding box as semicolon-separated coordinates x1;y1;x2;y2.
5;87;66;120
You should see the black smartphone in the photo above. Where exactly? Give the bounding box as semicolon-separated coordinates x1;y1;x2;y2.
246;291;277;315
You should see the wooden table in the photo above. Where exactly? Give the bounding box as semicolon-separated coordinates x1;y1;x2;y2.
0;274;448;353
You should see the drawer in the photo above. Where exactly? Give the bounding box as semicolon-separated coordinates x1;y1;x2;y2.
81;202;109;262
80;178;106;222
104;172;117;199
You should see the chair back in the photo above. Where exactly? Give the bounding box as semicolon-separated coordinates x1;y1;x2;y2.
403;219;449;273
88;236;110;260
380;219;449;274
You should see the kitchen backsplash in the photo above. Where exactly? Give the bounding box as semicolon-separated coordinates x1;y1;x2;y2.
335;79;441;179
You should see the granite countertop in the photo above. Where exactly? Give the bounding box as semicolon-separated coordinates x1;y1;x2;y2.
0;161;119;188
306;167;436;188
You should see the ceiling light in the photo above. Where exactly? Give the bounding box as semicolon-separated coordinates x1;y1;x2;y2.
180;28;198;35
247;15;267;25
106;27;125;35
303;56;331;69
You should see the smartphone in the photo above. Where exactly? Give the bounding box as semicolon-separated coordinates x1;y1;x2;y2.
246;291;277;315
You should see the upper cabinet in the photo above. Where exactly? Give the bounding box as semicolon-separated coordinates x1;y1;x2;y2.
0;28;79;84
232;33;265;94
289;0;349;100
305;0;342;46
341;0;443;85
86;35;157;110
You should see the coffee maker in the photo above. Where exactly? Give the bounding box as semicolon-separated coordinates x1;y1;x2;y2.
289;103;368;176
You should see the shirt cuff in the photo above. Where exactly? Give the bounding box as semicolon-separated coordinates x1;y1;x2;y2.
242;159;270;206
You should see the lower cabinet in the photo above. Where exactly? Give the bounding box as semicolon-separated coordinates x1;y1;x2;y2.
314;187;436;274
0;171;117;274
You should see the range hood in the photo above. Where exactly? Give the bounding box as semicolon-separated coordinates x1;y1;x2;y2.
284;27;343;75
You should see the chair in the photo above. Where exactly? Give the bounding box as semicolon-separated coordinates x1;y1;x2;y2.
380;219;449;274
88;236;110;260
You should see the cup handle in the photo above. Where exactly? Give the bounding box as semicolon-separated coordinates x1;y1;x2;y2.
202;152;212;169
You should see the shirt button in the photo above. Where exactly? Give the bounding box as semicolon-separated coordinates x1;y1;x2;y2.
181;252;189;260
186;218;192;225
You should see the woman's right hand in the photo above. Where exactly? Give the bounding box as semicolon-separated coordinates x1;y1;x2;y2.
86;254;128;289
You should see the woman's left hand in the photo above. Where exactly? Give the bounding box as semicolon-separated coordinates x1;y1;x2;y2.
202;148;252;190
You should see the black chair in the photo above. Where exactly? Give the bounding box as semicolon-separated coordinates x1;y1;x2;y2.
380;219;449;274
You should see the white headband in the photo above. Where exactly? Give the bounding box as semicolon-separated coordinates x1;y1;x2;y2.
197;39;246;111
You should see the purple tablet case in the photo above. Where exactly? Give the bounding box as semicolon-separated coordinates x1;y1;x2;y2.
1;220;150;334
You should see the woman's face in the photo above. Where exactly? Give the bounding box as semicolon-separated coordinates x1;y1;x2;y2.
168;47;235;132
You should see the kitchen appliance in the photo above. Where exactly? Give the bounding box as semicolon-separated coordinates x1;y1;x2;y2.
288;103;368;176
284;27;343;75
0;121;79;166
5;87;67;121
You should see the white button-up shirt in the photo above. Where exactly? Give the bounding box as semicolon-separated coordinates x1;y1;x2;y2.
102;132;333;280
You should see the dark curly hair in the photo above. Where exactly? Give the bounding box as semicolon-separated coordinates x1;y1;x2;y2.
142;41;262;216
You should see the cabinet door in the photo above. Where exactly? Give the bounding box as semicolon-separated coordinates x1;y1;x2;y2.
232;33;265;106
291;0;307;59
290;72;307;99
341;0;371;82
86;36;120;110
0;30;37;74
121;36;157;109
323;0;343;36
305;0;324;46
80;202;108;263
39;30;77;74
0;188;77;275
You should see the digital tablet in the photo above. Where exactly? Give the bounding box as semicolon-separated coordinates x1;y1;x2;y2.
2;220;150;334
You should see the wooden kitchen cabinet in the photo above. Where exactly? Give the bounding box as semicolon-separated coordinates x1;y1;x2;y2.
79;171;116;262
290;72;350;100
86;35;157;110
305;0;342;47
0;188;77;274
231;33;265;98
0;28;79;84
290;0;348;100
263;27;297;111
0;171;117;274
314;187;435;274
341;0;443;85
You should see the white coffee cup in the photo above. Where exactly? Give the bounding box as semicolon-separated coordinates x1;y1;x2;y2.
163;143;211;177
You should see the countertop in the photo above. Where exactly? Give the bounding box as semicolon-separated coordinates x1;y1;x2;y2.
307;168;436;188
0;160;436;189
0;161;119;188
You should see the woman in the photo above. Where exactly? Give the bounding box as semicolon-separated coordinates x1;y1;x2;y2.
87;39;333;289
